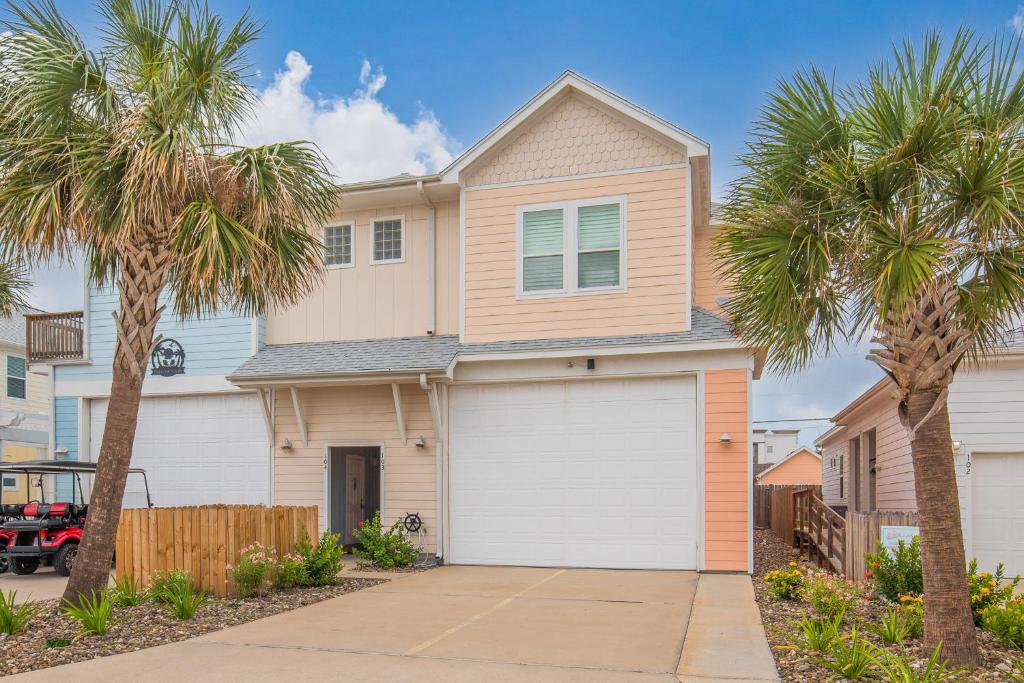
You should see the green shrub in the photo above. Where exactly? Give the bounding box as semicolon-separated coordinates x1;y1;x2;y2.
874;643;961;682
296;530;346;585
229;542;275;598
44;637;71;649
272;552;309;590
982;597;1024;650
764;562;804;600
352;512;417;570
110;574;147;607
148;570;194;604
968;559;1019;626
62;591;116;636
158;575;207;620
0;591;41;635
818;629;878;681
802;569;859;620
865;537;922;602
865;605;916;645
791;611;843;652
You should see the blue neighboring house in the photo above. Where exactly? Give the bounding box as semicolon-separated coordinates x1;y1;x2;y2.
31;286;270;507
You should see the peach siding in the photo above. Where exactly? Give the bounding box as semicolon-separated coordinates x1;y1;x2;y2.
692;225;731;312
266;199;459;344
463;95;685;188
757;450;822;486
820;387;916;512
704;368;750;571
463;167;690;342
271;384;439;553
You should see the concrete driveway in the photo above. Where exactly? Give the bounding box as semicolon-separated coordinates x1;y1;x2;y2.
8;566;778;682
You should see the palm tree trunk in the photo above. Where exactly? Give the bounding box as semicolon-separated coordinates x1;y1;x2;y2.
63;245;170;604
907;388;980;667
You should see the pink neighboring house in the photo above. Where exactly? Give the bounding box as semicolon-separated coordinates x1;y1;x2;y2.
228;71;761;572
755;447;821;486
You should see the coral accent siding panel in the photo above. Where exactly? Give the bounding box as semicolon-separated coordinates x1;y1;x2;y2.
704;368;750;571
271;384;438;553
463;167;690;342
757;450;822;486
463;95;685;188
266;199;460;344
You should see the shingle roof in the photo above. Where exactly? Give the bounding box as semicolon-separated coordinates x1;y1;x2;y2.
229;335;462;380
460;307;734;354
229;307;736;382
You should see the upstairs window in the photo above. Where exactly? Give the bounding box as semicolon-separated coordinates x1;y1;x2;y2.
372;217;404;263
518;196;626;297
324;224;353;268
7;355;25;399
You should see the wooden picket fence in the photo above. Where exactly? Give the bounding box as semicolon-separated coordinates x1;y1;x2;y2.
754;485;821;545
114;505;319;597
844;510;919;584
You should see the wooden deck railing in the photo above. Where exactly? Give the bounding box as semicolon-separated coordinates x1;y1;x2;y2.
793;488;846;574
25;310;84;363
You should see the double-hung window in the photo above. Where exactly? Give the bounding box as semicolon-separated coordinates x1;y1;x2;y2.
372;217;404;263
518;196;625;296
6;355;25;400
324;223;353;268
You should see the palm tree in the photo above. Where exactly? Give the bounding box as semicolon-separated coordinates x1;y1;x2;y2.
0;0;336;604
717;29;1024;667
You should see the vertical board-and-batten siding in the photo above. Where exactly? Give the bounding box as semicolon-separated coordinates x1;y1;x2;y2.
53;396;78;500
271;384;439;553
704;368;750;571
58;286;256;381
265;200;460;345
463;167;689;342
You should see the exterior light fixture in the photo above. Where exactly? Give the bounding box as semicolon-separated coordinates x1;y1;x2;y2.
415;436;427;448
952;440;962;454
719;432;732;444
53;447;68;456
281;438;293;452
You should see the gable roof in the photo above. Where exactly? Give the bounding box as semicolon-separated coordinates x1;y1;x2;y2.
755;446;821;482
438;70;709;184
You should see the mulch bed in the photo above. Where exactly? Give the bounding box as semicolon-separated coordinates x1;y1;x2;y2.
753;529;1020;681
0;577;386;677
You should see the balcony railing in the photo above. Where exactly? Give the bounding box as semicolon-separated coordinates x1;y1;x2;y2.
26;311;85;364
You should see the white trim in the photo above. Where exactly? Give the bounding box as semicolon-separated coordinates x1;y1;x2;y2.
369;215;406;265
465;163;686;191
47;367;55;457
81;268;91;362
696;370;706;572
440;71;709;183
458;185;466;342
256;389;274;441
55;374;246;398
391;383;407;446
516;195;628;299
457;339;746;363
685;164;694;327
323;222;355;269
78;396;89;466
289;387;308;446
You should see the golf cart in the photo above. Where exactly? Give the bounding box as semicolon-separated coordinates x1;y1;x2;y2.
0;460;152;577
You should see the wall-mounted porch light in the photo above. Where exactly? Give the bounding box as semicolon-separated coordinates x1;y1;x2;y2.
952;440;963;454
719;432;732;444
281;438;293;452
415;436;426;448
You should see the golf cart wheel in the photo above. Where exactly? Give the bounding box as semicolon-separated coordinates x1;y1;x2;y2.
0;555;8;574
11;557;39;575
54;543;78;577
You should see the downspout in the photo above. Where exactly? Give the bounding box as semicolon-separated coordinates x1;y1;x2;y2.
420;372;445;559
418;180;437;336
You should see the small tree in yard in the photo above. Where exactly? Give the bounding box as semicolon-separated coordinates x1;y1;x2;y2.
0;0;336;605
717;29;1024;667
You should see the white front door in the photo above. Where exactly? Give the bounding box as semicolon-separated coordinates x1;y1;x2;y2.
90;393;270;508
971;453;1024;577
449;376;699;570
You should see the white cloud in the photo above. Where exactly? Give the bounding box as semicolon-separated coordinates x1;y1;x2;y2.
1011;6;1024;35
238;54;458;182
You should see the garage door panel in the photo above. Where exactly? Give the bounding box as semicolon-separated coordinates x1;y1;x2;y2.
972;453;1024;577
450;377;698;570
91;394;269;509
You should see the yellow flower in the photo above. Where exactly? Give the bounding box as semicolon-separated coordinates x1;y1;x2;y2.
789;562;798;567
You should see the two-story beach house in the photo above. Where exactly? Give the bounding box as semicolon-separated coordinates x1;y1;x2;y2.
30;72;759;572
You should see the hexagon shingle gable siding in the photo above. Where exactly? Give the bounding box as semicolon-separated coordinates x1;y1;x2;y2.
464;95;685;187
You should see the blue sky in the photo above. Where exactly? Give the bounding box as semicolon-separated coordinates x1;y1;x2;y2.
31;0;1024;440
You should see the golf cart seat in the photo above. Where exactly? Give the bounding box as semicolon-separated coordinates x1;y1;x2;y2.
3;502;72;530
1;504;22;518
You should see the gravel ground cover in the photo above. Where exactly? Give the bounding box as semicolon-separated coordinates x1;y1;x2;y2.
753;529;1021;681
0;577;385;677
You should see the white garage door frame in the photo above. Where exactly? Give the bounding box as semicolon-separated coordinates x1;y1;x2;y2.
84;390;273;507
965;450;1024;577
443;370;705;570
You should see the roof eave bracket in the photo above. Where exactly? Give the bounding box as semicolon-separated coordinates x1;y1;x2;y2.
289;387;308;447
391;383;407;446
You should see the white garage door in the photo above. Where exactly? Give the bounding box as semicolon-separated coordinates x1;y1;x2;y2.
971;453;1024;577
90;394;270;508
449;376;699;569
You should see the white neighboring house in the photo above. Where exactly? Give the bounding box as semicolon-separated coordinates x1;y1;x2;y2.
818;340;1024;577
753;428;799;466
